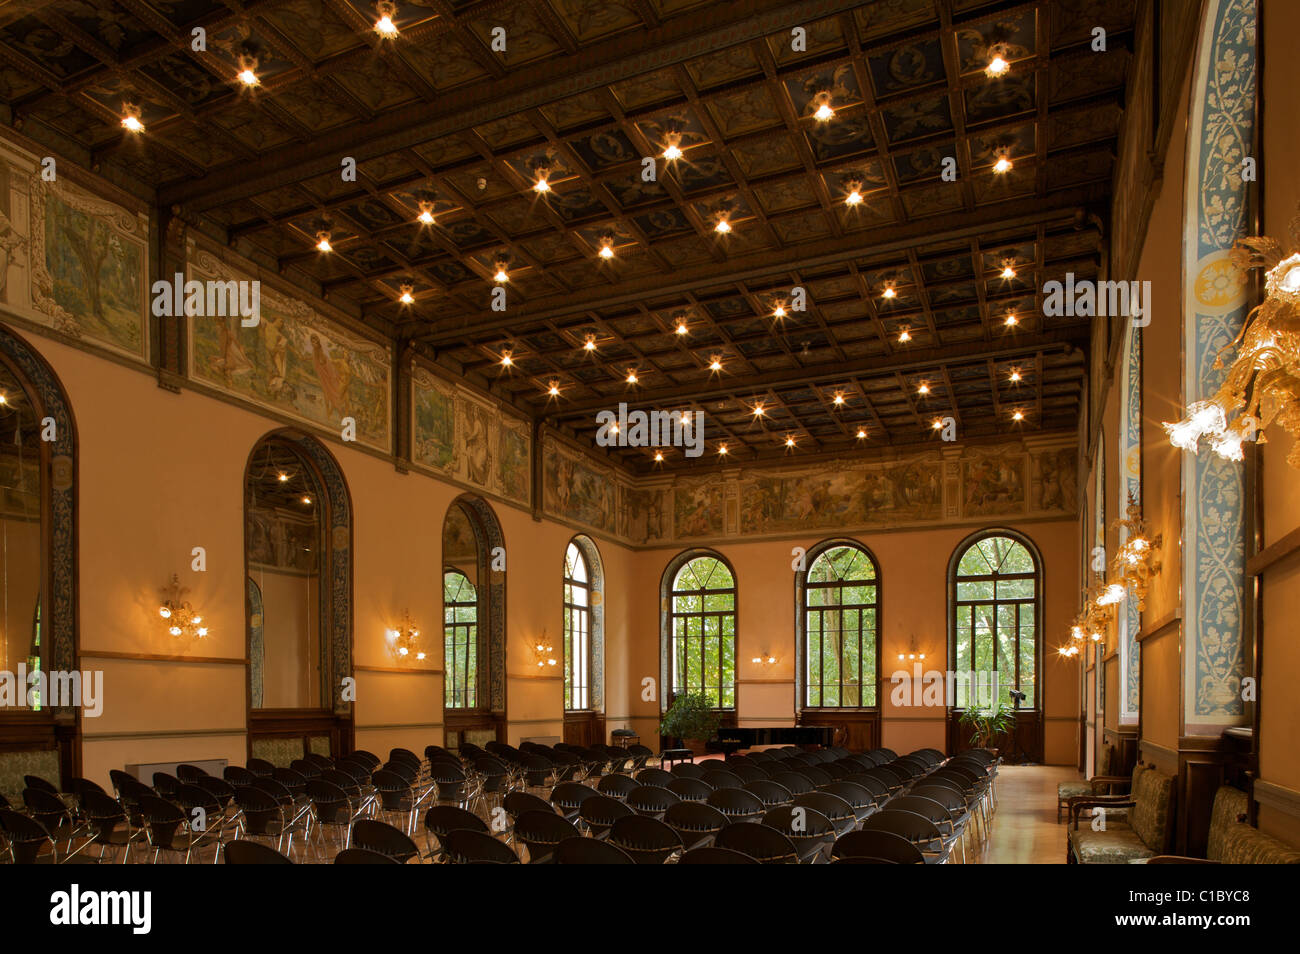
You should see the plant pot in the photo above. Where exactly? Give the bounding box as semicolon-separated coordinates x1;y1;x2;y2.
683;738;708;756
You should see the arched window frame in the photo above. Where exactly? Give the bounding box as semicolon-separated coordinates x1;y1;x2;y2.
947;528;1043;712
441;494;507;720
243;428;354;721
659;549;737;711
443;568;478;710
795;538;881;712
563;535;604;713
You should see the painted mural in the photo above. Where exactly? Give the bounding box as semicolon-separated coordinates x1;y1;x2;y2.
740;457;943;534
0;137;149;360
412;367;531;504
542;436;615;534
187;246;392;452
674;478;726;539
1182;0;1253;725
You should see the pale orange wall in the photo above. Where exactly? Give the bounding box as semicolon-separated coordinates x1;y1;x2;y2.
624;519;1080;764
10;327;641;788
1135;69;1191;756
1256;0;1300;845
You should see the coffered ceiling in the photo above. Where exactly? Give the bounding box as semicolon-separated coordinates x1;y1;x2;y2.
0;0;1135;471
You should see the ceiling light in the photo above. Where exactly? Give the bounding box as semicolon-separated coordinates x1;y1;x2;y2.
416;200;435;226
1012;409;1025;422
302;496;312;505
753;404;766;417
547;381;560;397
315;231;332;253
626;370;638;385
681;411;692;423
534;176;550;193
277;472;289;483
773;303;787;319
663;129;684;161
493;256;510;283
675;316;689;335
598;234;615;259
832;392;845;406
1004;312;1018;327
813;93;834;122
583;336;597;352
993;155;1013;174
374;1;399;37
882;285;897;299
898;328;912;343
714;217;732;234
609;423;619;434
654;450;665;462
398;284;414;305
1009;369;1022;383
785;436;796;448
237;56;259;87
708;357;723;372
856;428;868;440
844;178;864;206
500;351;513;367
932;419;944;430
718;444;729;456
1000;263;1016;280
918;382;930;395
120;103;145;133
986;54;1009;77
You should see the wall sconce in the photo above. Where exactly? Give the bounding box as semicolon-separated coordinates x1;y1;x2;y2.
751;653;778;665
1110;495;1163;611
159;574;208;639
387;610;425;662
533;629;557;669
895;637;926;663
1069;587;1114;646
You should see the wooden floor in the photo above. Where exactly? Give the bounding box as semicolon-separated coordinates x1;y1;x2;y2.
973;764;1079;864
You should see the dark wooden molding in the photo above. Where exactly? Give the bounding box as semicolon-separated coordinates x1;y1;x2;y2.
1246;524;1300;576
80;650;247;666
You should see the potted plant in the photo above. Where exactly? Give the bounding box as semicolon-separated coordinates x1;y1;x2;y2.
958;697;1015;752
660;692;721;754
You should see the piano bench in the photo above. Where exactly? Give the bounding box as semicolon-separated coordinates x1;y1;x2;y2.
661;748;695;769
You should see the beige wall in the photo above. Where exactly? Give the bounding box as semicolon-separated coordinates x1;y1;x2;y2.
620;519;1080;764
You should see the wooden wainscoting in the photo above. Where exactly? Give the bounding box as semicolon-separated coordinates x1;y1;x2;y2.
947;709;1043;763
248;709;352;760
563;711;605;747
798;710;880;751
443;710;504;749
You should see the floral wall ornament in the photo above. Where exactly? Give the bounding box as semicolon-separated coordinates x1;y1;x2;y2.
159;574;209;639
1163;207;1300;466
387;610;424;662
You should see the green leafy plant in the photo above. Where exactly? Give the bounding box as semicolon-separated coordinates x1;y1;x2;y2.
958;698;1015;748
660;691;721;744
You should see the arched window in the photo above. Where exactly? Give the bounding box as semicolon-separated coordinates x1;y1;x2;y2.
662;552;736;709
443;569;478;709
950;531;1041;710
799;541;879;708
563;541;591;711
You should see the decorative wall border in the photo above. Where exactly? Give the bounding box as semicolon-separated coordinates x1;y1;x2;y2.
1119;323;1142;723
1181;0;1256;728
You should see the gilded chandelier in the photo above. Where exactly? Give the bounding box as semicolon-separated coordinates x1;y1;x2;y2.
1164;211;1300;466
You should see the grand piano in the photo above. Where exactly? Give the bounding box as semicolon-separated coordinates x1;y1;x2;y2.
708;725;835;755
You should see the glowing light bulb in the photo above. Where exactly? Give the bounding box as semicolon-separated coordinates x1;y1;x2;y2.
814;101;834;121
277;472;289;483
833;393;845;406
773;304;786;319
196;627;208;637
500;352;513;367
654;450;664;462
676;321;689;335
583;336;597;352
932;419;944;430
417;203;435;226
882;286;897;299
1009;369;1021;383
714;218;732;234
917;382;929;395
663;143;683;161
238;67;259;87
994;155;1013;174
493;265;509;283
1001;264;1016;280
708;358;722;372
753;404;765;417
169;625;182;636
599;244;614;259
1004;313;1018;327
533;176;550;193
315;232;332;253
856;428;867;439
626;371;638;384
898;329;911;343
986;55;1009;77
718;444;728;455
785;436;796;448
547;382;560;397
398;286;414;305
120;107;144;133
301;495;312;505
1012;409;1025;422
374;1;399;37
845;188;863;206
160;607;172;619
